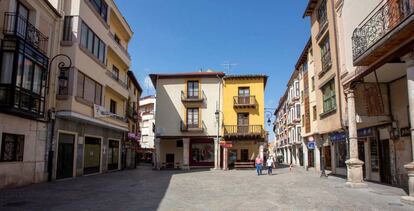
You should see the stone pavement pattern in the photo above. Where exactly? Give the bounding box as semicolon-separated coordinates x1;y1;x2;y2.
0;165;413;211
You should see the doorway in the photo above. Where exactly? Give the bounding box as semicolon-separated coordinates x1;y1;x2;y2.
379;139;391;184
241;149;249;161
237;113;249;133
108;140;119;171
324;146;331;170
238;87;250;104
56;133;75;179
308;149;314;167
84;137;101;175
166;153;175;169
358;140;366;179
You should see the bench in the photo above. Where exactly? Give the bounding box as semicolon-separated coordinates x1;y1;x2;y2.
234;161;254;169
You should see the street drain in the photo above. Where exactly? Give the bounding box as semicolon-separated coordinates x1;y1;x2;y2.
2;201;30;207
388;202;403;207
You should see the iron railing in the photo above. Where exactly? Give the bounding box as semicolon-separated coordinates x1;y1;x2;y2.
352;0;414;61
181;90;206;102
126;105;138;122
106;69;127;88
180;120;205;132
223;125;265;137
3;12;48;54
233;96;257;107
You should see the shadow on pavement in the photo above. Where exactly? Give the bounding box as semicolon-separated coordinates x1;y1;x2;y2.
0;165;210;211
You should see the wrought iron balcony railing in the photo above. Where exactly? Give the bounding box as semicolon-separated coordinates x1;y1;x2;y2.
181;90;206;103
3;12;48;54
126;105;139;122
223;125;265;139
233;96;257;108
106;69;128;89
352;0;414;63
180;120;205;132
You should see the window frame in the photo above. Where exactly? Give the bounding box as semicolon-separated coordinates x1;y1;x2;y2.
77;71;102;105
187;80;199;98
186;107;200;128
0;133;25;162
110;99;117;114
80;21;106;64
321;79;336;113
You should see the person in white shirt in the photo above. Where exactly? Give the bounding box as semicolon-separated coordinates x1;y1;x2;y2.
267;157;274;175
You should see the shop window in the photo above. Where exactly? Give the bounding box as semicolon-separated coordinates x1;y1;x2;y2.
108;140;119;170
191;142;214;163
0;133;24;162
335;142;347;168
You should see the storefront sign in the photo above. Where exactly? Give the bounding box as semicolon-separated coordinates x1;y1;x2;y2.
220;142;233;148
307;142;315;149
357;128;373;137
401;127;411;137
330;132;347;142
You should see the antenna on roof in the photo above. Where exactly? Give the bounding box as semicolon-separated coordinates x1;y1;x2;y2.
220;62;237;74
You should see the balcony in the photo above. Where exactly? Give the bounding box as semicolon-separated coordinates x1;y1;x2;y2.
233;96;257;108
223;125;265;140
126;105;138;122
106;69;127;89
181;91;206;103
3;12;48;54
180;121;205;132
352;0;414;66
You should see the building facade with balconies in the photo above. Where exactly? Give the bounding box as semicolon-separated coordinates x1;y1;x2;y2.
150;71;224;170
221;75;267;170
49;0;134;180
304;0;347;176
274;91;289;164
336;0;414;197
0;0;61;188
138;95;156;163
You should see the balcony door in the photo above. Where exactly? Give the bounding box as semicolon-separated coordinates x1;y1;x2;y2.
238;87;250;104
16;2;29;38
237;113;249;133
187;108;199;129
187;81;199;99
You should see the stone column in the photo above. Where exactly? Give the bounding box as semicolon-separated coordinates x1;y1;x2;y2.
402;54;414;205
223;147;228;170
345;89;367;188
214;138;219;169
154;138;161;170
182;138;190;170
296;146;300;166
287;147;292;164
302;142;308;168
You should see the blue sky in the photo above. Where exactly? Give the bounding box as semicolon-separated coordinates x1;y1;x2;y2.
115;0;310;139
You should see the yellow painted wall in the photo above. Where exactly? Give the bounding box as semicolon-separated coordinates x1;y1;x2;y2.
104;87;125;115
160;140;183;165
229;141;260;161
222;77;265;130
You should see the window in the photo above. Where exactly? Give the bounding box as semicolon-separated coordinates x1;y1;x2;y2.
335;142;346;168
77;72;102;105
317;0;327;29
238;87;250;104
295;81;300;97
297;127;301;142
112;65;120;80
1;133;24;162
62;16;74;41
313;106;317;121
296;104;301;119
176;140;183;147
370;140;379;172
80;21;106;64
311;77;315;91
187;108;199;128
321;79;336;113
114;34;120;44
0;52;14;84
90;0;108;21
187;81;199;98
110;99;117;114
320;36;332;72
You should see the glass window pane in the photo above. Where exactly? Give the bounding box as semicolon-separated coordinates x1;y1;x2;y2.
93;36;99;57
99;41;105;63
16;54;24;87
22;59;34;90
77;72;84;97
95;83;102;105
32;65;42;94
80;22;88;48
87;29;94;52
0;52;14;84
84;76;95;102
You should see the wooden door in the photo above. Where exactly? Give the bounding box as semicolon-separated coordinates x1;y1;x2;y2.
237;113;249;133
238;87;250;104
56;134;75;179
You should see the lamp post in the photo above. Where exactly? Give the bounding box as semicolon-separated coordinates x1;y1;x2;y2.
47;54;72;182
215;109;222;170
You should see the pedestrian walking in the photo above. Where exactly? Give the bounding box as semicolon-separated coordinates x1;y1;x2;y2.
255;155;263;176
267;157;274;175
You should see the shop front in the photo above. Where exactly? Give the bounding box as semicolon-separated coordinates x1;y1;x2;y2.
190;139;214;167
330;132;347;176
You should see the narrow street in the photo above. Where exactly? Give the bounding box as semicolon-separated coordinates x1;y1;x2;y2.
0;166;412;211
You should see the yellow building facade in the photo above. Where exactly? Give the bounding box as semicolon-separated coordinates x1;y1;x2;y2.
221;75;267;169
